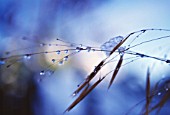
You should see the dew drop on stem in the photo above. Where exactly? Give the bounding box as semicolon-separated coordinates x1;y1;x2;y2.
40;43;46;47
86;47;91;52
40;71;45;75
72;92;77;97
63;56;68;61
24;54;31;60
52;59;56;63
56;50;60;54
76;47;81;52
157;92;161;96
58;60;64;65
0;60;5;65
64;50;69;54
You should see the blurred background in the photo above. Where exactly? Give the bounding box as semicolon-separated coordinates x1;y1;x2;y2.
0;0;170;115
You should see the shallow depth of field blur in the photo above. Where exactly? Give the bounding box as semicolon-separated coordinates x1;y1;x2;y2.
1;0;170;115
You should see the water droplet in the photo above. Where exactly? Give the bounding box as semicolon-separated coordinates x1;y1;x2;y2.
165;88;169;91
40;43;46;47
24;54;31;60
56;50;60;54
58;60;64;65
157;92;161;96
0;60;5;65
63;56;68;61
86;47;91;52
72;92;77;96
79;44;83;47
40;71;45;75
76;47;81;52
64;50;69;53
52;59;56;63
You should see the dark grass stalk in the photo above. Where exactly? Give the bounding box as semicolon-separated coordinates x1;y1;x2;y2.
72;59;106;96
108;55;123;89
144;67;151;115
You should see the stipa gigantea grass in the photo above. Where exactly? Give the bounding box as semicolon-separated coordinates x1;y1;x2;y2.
1;28;170;113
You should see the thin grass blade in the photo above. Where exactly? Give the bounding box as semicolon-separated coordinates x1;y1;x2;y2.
65;77;105;112
66;77;105;112
65;84;89;112
108;55;123;89
144;67;151;115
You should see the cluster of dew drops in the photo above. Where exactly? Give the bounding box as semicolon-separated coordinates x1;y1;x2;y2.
0;35;125;79
38;36;125;77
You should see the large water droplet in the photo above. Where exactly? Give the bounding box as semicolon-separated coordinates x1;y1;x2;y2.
56;50;60;54
58;60;64;65
72;92;77;97
63;56;68;61
64;50;69;53
76;47;81;52
52;59;56;63
0;60;5;65
157;92;161;96
40;71;45;75
40;43;46;47
86;47;91;52
24;54;31;60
